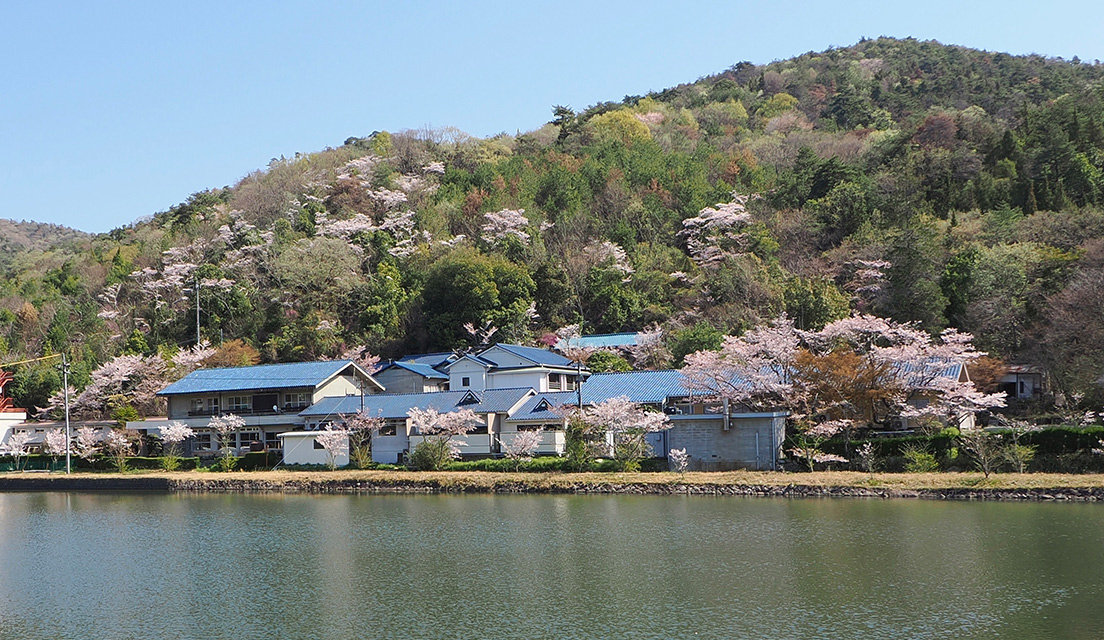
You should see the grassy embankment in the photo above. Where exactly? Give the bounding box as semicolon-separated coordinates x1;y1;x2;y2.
4;469;1104;498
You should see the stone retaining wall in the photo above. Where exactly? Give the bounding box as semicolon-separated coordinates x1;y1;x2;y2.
2;475;1103;501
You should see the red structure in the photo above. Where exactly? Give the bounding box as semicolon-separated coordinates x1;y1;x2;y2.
0;370;23;413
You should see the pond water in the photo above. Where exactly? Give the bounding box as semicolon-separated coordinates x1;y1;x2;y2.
0;492;1101;639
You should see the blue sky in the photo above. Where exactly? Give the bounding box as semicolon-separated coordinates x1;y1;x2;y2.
4;1;1104;233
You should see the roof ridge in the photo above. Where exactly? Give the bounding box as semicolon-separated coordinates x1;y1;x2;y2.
189;359;354;373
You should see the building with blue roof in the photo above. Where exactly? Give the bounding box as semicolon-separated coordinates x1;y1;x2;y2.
373;343;589;397
290;387;538;463
130;359;383;457
128;342;807;470
555;332;641;351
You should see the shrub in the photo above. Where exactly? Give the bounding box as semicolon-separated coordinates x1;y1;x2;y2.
446;456;569;473
902;445;939;473
407;439;454;471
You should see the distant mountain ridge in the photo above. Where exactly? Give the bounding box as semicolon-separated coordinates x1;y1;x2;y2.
0;218;91;252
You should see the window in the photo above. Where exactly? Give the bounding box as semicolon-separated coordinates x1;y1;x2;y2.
313;440;325;450
284;392;310;410
191;397;219;415
194;432;213;452
468;417;488;434
517;422;560;432
227;396;251;412
461;376;470;387
237;432;261;450
549;374;562;390
381;419;404;436
265;432;281;451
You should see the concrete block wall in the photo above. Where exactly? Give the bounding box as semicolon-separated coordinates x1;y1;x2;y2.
667;414;784;471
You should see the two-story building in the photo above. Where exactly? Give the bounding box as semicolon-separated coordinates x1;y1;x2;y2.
291;387;537;464
128;360;383;457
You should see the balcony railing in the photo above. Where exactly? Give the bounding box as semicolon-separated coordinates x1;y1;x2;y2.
186;404;309;418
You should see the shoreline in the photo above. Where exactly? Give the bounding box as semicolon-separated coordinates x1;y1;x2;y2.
2;470;1104;501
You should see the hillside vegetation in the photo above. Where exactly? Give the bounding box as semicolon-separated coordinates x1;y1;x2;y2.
4;37;1104;414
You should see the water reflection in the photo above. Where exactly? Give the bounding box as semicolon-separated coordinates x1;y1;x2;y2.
0;493;1101;639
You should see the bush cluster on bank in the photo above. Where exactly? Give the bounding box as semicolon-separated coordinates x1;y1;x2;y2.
803;426;1104;474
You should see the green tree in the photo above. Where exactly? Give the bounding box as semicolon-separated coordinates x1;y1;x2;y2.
421;249;536;350
783;276;850;331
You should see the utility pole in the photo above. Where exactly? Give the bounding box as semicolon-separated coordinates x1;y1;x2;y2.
195;276;201;346
0;353;70;473
63;353;71;474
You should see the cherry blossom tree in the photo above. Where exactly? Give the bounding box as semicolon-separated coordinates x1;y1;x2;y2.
104;430;132;473
627;324;670;370
43;429;68;470
341;410;384;468
406;407;483;470
74;426;100;460
53;354;169;420
583;241;634;282
583;396;671;471
160;421;195;471
502;428;544;470
678;192;754;266
480;209;531;246
314;426;349;471
170;342;216;378
683;314;1007;464
380;210;431;258
668;447;690;474
3;432;32;471
682;316;800;412
209;414;245;471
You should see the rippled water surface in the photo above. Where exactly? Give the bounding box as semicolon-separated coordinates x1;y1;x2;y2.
1;492;1101;639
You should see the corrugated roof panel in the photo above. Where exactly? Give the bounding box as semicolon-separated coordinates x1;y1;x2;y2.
388;361;449;380
508;392;578;421
481;344;574;367
299;387;534;420
396;352;455;367
556;333;640;350
159;360;364;396
580;370;691;405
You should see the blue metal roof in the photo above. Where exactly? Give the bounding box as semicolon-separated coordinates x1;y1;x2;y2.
299;387;534;420
556;332;640;350
581;370;691;405
382;361;450;380
396;352;455;367
480;344;574;368
507;370;692;422
509;392;578;421
159;360;374;396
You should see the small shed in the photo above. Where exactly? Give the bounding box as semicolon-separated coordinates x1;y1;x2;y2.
278;431;349;467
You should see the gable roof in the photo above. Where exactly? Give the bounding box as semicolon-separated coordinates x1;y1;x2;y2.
378;360;450;380
506;370;692;423
508;391;578;422
479;343;575;368
395;352;455;368
299;387;535;421
159;360;383;396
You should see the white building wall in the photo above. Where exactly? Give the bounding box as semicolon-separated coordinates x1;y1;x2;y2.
279;433;349;466
315;375;370;402
489;371;548;392
449;361;488;391
372;433;409;465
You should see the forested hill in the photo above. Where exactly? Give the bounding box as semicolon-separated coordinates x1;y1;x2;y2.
5;36;1104;413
